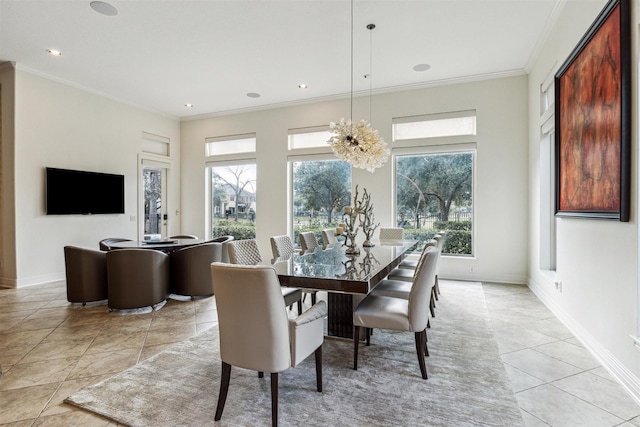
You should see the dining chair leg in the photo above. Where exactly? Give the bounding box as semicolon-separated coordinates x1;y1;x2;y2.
353;326;360;370
259;371;264;378
435;275;441;296
315;345;323;392
366;328;371;346
215;361;232;421
429;293;436;318
270;372;279;427
297;300;302;315
414;331;428;379
311;292;317;305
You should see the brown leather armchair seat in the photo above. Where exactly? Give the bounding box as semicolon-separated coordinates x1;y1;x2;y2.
106;249;169;310
64;246;108;305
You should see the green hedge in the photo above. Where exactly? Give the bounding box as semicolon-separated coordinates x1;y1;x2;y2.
212;225;256;240
404;221;471;255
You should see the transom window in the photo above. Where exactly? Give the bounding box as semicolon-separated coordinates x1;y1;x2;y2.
205;134;256;157
393;110;476;141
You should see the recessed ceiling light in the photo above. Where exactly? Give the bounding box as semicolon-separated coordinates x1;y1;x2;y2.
90;1;118;16
247;92;261;98
46;49;62;56
413;63;431;72
298;84;308;89
185;103;194;108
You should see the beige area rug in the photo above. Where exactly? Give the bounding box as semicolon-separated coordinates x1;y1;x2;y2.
66;281;523;426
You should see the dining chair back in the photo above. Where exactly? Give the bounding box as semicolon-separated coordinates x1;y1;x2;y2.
299;232;319;253
379;227;405;240
211;263;327;426
227;239;263;266
321;229;338;249
227;239;303;314
270;235;296;258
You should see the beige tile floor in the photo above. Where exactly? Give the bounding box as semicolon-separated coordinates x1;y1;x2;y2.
0;280;638;426
483;282;640;427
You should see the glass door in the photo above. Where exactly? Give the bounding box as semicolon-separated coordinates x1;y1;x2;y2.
142;164;168;240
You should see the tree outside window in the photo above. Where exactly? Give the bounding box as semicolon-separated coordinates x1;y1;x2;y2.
396;152;473;255
292;159;351;248
211;164;256;240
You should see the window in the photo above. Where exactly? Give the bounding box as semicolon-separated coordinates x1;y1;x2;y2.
291;158;351;248
289;126;332;150
205;133;257;240
539;67;556;271
395;151;474;255
393;110;476;141
205;134;256;156
209;163;257;240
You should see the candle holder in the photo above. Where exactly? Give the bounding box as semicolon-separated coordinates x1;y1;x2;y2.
354;186;379;247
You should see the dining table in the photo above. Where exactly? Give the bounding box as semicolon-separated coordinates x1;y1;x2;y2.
107;238;207;253
270;240;418;338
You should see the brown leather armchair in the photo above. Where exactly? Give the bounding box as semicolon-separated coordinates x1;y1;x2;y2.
106;249;169;310
170;242;219;297
64;246;108;305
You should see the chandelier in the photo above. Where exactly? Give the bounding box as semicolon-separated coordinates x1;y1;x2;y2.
328;4;389;173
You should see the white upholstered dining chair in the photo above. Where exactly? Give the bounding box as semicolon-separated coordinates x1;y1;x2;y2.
379;227;405;240
299;231;319;253
227;239;303;314
353;246;438;379
321;228;339;249
211;263;327;427
371;239;440;318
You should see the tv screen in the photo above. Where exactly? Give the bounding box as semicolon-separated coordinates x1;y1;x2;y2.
46;167;125;215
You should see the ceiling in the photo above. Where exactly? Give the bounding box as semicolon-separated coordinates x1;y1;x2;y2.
0;0;563;119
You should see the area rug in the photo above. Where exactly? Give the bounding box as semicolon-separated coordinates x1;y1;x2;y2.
65;280;523;426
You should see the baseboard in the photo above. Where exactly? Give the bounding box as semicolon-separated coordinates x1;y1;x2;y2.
443;272;527;285
14;272;65;288
528;275;640;406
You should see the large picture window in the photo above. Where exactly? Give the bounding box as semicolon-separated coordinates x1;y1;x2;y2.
291;158;351;248
209;164;257;240
395;151;473;255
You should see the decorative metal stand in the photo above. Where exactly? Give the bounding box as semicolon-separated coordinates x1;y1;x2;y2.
355;186;379;247
341;198;360;255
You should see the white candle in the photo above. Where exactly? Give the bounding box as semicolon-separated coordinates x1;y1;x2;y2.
336;227;344;235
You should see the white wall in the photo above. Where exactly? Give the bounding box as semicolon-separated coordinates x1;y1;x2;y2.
7;70;181;287
528;0;640;400
181;75;529;283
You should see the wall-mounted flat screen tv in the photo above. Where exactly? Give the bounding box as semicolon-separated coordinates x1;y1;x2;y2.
46;167;125;215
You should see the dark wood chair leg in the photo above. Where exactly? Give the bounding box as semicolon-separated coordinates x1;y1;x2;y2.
435;275;441;296
353;326;360;370
215;362;232;421
430;293;436;318
259;371;264;378
366;328;371;346
297;300;302;315
315;345;323;392
311;292;317;305
270;372;278;427
414;330;428;379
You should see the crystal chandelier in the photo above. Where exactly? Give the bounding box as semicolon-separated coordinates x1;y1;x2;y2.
328;4;390;173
